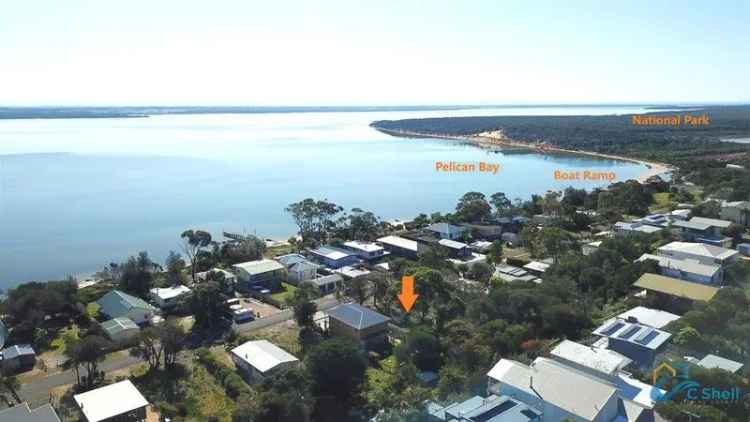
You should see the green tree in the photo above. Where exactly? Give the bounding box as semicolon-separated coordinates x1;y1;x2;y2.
306;338;367;414
65;335;110;388
190;281;226;330
287;282;320;327
181;229;213;283
455;192;492;222
490;192;512;216
164;250;186;286
285;198;343;243
396;330;443;372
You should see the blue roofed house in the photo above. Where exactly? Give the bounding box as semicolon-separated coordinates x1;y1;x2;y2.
96;290;156;325
425;222;467;240
327;303;390;349
308;246;360;269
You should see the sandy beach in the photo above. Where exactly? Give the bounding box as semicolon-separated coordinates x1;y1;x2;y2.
375;127;674;183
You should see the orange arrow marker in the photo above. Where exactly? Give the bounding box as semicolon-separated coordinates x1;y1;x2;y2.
398;275;419;313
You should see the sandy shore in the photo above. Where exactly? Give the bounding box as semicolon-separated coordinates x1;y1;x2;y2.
374;127;674;183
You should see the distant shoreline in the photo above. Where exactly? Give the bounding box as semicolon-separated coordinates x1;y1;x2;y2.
373;127;674;183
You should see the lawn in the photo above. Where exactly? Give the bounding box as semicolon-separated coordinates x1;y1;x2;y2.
240;323;301;355
270;282;297;303
653;192;671;207
264;243;296;258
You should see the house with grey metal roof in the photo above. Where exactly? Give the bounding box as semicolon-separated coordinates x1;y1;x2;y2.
308;246;359;269
310;273;344;295
721;200;750;226
327;303;390;349
697;354;744;373
426;394;542;422
613;221;662;235
672;218;733;247
637;253;722;284
592;318;672;368
100;317;140;343
425;222;467;240
377;235;418;259
657;241;739;267
341;240;389;261
487;357;621;422
96;290;156;325
275;254;319;284
230;340;299;383
0;402;61;422
0;344;36;374
232;259;286;292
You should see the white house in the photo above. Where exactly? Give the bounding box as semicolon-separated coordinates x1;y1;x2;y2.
74;380;149;422
615;306;681;329
487;357;621;422
341;240;389;261
230;340;299;383
425;222;466;240
96;290;156;325
150;285;192;309
637;253;722;284
657;241;739;268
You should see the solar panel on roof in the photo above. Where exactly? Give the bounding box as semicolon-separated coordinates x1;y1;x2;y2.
600;321;625;336
634;329;658;345
618;325;641;339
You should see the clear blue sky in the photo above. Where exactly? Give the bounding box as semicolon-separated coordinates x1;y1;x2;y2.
1;0;747;105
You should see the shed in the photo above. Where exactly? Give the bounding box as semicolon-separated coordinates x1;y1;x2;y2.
74;380;149;422
697;354;744;373
100;317;140;343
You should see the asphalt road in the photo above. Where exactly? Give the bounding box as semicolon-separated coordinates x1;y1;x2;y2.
17;296;343;407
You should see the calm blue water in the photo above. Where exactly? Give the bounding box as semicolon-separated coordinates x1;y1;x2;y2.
0;106;657;287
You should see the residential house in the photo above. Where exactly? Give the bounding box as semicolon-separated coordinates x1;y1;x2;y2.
341;241;389;261
96;290;156;325
276;254;319;284
100;317;140;343
232;259;286;292
308;246;359;269
636;253;722;284
493;265;540;284
739;243;750;257
657;241;739;268
670;209;691;221
635;214;669;228
425;222;466;240
0;402;61;422
672;217;732;247
195;268;237;293
73;380;149;422
615;306;681;330
459;223;504;240
613;221;662;235
0;344;35;374
230;340;299;383
149;285;191;309
633;273;719;303
500;232;520;245
550;340;632;383
426;394;542;422
523;260;550;277
549;340;665;410
721;201;750;227
435;239;473;259
487;358;622;422
327;303;390;349
697;354;744;374
310;274;344;295
592;318;672;368
376;235;418;259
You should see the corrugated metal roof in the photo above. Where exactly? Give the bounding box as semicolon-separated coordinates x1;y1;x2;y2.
377;235;418;252
74;380;149;422
698;354;744;373
96;290;154;318
634;273;719;301
550;340;631;376
637;253;720;277
327;303;389;330
231;340;298;373
233;259;285;275
0;402;61;422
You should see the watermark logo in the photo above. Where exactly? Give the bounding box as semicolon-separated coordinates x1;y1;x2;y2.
651;362;744;403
